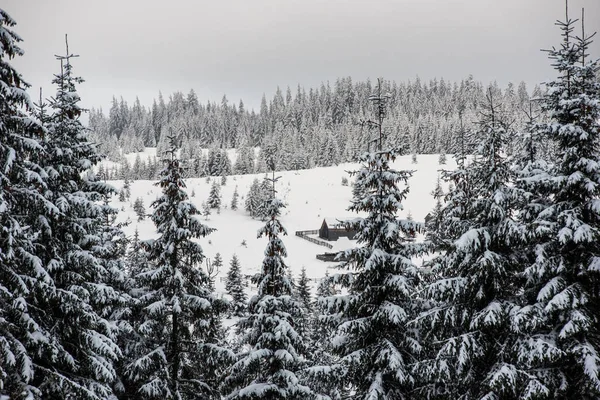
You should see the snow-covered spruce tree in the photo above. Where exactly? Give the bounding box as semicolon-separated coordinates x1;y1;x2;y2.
212;252;224;278
311;273;338;363
316;79;426;399
231;185;239;211
427;115;476;259
293;266;314;359
31;37;124;399
511;9;600;398
202;201;211;220
133;196;146;221
296;266;313;314
126;227;148;283
255;176;273;221
127;137;232;399
123;178;131;200
208;179;222;210
415;88;531;399
222;175;312;399
423;174;445;247
309;273;347;400
119;227;150;399
226;254;248;317
245;178;260;218
438;151;447;165
94;186;134;398
0;9;56;398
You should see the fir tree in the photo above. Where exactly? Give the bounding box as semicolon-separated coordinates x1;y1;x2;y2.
255;176;273;221
123;178;131;200
32;36;123;399
0;10;55;398
225;254;247;317
416;88;530;399
127;137;232;399
317;79;426;398
512;8;600;398
208;180;222;210
438;151;447;165
126;228;147;283
212;252;223;276
310;274;344;399
244;178;261;218
296;266;313;314
133;196;146;221
95;187;134;398
202;201;211;220
121;226;150;398
231;185;239;211
295;266;314;363
222;175;311;399
424;174;445;246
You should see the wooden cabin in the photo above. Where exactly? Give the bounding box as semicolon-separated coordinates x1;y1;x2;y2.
319;218;357;241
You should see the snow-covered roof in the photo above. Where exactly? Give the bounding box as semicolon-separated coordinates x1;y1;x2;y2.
323;217;353;228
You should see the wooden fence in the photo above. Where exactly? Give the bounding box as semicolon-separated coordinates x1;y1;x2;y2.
295;229;333;249
316;252;349;262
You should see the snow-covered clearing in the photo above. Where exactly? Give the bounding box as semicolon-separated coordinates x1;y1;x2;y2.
109;152;454;298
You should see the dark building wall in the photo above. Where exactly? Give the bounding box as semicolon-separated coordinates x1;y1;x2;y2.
319;219;357;241
319;220;329;240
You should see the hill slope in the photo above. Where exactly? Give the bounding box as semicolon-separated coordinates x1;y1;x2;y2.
111;153;453;297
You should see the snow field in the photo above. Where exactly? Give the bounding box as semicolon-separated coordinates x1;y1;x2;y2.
110;152;455;300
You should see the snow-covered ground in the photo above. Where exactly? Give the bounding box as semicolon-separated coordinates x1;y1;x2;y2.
109;152;455;298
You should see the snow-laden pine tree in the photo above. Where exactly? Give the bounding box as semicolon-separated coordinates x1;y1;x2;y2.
296;266;313;315
307;274;343;399
245;178;261;218
231;185;239;211
245;177;272;221
127;137;232;399
0;9;55;398
256;177;274;221
123;178;131;200
133;196;146;221
119;227;149;399
424;175;445;247
511;8;600;398
222;175;312;399
316;79;426;399
31;36;124;399
225;254;247;317
212;252;224;280
93;186;134;398
416;88;531;399
208;179;222;210
295;266;313;347
202;200;211;220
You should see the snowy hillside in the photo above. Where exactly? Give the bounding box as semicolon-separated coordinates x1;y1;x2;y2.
110;152;454;297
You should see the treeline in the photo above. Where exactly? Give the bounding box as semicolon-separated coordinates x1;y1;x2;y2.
89;73;542;179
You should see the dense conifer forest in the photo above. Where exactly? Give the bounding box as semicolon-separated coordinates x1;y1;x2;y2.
2;3;600;400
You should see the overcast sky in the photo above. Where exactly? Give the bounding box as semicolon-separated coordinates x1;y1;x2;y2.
4;0;600;113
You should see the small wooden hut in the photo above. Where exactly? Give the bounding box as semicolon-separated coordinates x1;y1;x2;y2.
318;217;357;241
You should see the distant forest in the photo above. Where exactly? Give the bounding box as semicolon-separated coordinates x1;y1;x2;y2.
89;76;544;179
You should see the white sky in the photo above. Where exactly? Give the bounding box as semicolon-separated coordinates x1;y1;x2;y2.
4;0;600;113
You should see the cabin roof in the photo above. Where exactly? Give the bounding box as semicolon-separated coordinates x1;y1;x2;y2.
323;217;353;228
